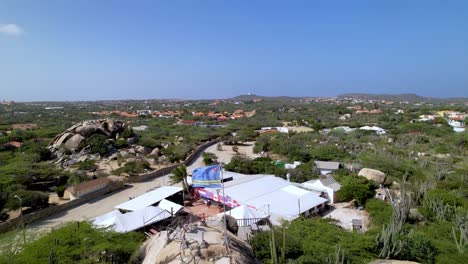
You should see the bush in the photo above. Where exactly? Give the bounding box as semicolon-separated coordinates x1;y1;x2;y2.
138;136;159;148
55;186;66;198
114;138;128;148
6;190;49;210
73;160;97;171
120;127;135;139
337;175;375;205
224;156;286;176
80;134;109;155
113;160;150;176
394;233;438;264
202;152;218;165
365;198;393;227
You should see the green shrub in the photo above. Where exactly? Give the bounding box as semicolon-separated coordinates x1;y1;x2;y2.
113;160;150;176
365;198;393;227
55;186;66;198
73;160;97;171
80;134;109;155
6;190;49;210
202;152;218;165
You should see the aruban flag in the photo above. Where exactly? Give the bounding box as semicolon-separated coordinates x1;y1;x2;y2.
192;164;222;188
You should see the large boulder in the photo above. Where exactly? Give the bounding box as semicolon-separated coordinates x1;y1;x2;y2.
358;168;386;184
49;119;127;151
64;134;85;151
135;145;152;155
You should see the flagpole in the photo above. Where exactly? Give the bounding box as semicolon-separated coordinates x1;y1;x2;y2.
220;163;228;246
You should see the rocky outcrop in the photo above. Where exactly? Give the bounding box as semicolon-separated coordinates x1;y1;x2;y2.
358;168;386;184
49;119;126;152
64;134;85;151
138;223;259;264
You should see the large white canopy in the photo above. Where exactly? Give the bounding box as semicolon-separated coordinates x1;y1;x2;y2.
224;205;268;220
158;198;183;214
114;186;183;211
206;175;327;225
93;206;173;233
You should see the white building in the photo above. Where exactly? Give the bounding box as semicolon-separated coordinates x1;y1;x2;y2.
302;176;341;204
359;126;386;135
196;172;327;225
314;161;341;175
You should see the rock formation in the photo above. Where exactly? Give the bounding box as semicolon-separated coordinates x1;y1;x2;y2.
358;168;386;184
49;119;126;152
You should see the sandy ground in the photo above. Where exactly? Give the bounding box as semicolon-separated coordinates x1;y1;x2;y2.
187;141;258;174
323;202;369;232
10;141;258;241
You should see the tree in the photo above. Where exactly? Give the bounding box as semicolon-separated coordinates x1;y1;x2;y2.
338;175;375;205
81;134;109;155
202;152;218;165
55;186;66;198
6;190;49;210
171;164;188;193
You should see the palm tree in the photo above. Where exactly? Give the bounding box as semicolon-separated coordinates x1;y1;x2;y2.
171;164;188;193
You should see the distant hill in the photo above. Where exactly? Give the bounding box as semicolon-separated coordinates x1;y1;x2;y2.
337;93;468;103
229;94;302;102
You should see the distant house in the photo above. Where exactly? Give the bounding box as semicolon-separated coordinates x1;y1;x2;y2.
313;161;341;175
302;175;341;204
192;111;204;117
180;120;196;125
3;141;23;148
12;123;38;130
359;126;386;135
217;116;228;122
136;110;152;116
259;127;289;134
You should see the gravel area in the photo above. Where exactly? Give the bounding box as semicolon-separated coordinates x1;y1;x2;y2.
187;141;258;174
323;202;369;232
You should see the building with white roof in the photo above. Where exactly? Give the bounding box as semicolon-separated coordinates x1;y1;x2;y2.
115;186;183;211
302;175;341;204
196;172;327;225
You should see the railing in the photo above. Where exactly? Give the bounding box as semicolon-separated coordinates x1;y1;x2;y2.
236;217;268;227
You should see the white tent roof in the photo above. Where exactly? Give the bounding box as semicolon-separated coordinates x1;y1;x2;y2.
246;186;327;221
93;206;172;233
115;186;183;211
158;199;183;214
207;175;290;203
93;210;123;227
224;205;268;220
205;173;327;224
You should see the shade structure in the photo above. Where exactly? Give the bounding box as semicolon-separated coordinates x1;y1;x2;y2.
93;206;172;233
158;198;183;214
225;205;268;220
114;186;183;211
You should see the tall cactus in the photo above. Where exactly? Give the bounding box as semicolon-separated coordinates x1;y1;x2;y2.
452;211;468;253
376;179;411;259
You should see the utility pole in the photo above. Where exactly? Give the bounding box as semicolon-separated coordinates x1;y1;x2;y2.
14;195;25;244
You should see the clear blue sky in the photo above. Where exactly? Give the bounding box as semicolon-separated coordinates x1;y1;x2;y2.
1;0;467;101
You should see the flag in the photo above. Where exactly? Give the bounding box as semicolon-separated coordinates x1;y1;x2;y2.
192;164;222;188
